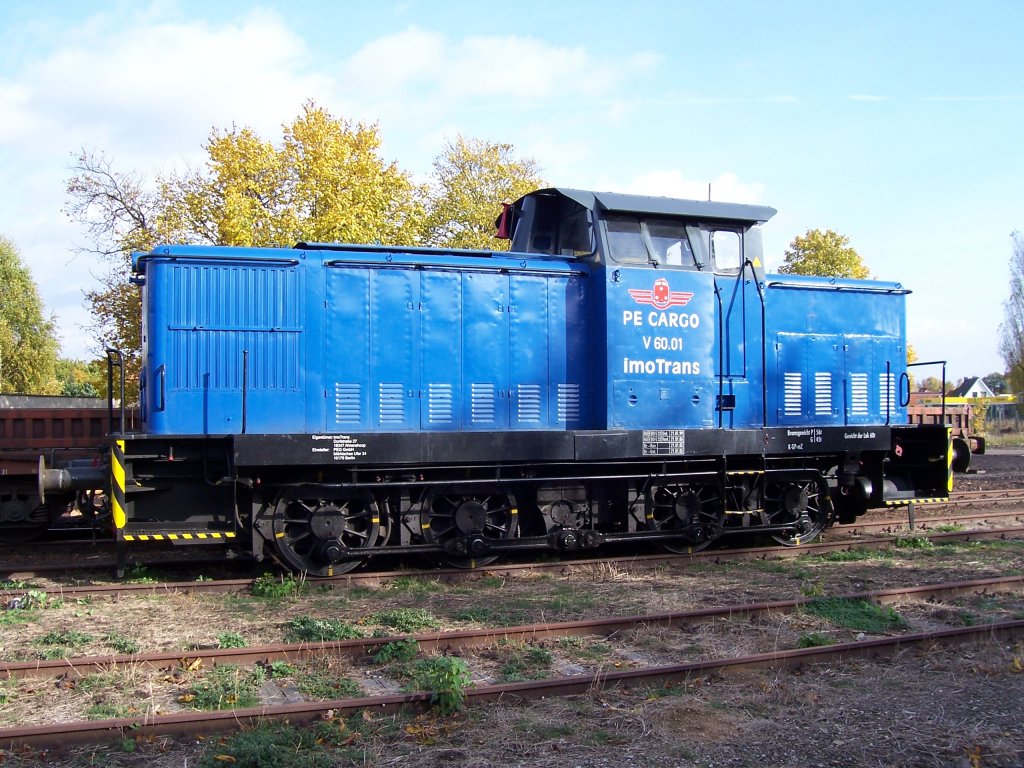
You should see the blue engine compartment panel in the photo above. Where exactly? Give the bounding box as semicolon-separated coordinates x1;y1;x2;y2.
137;246;590;435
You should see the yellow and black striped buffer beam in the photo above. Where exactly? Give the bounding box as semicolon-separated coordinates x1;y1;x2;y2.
947;427;954;493
111;439;126;530
885;498;947;507
122;532;238;542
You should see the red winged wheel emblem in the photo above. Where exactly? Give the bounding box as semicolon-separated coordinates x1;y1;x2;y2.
628;278;693;310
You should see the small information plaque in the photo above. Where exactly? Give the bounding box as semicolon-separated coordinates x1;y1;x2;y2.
642;429;686;456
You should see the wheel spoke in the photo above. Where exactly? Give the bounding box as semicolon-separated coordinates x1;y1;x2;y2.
647;483;723;554
418;487;517;568
273;490;381;576
768;480;827;546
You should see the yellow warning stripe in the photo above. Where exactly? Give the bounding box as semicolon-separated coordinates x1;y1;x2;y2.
123;532;238;541
111;440;126;529
726;470;764;476
884;498;947;507
947;427;954;493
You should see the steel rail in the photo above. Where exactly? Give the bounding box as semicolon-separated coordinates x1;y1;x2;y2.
2;619;1021;750
3;526;1024;599
3;573;1022;683
833;509;1024;535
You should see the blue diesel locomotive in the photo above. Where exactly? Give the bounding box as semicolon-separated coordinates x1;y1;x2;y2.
41;188;952;575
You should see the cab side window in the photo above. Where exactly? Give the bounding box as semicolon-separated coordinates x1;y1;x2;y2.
605;216;649;264
711;230;741;274
646;220;697;268
605;215;698;268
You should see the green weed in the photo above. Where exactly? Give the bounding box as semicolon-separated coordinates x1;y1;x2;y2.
0;610;37;627
374;637;419;664
284;616;365;643
251;572;307;599
217;631;248;649
384;576;444;594
105;631;140;655
85;702;136;720
815;549;890;563
365;608;441;633
804;598;908;633
186;664;265;710
892;536;935;550
77;672;120;692
452;606;495;623
36;629;93;658
797;632;834;648
197;722;332;768
405;656;472;714
123;565;158;584
800;578;826;597
266;660;296;678
495;642;553;683
554;635;613;661
296;669;363;700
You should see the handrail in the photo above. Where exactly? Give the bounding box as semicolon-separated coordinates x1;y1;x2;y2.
323;259;584;278
907;359;948;420
714;280;724;427
765;280;910;295
241;350;249;435
743;260;768;427
134;253;300;269
105;348;125;436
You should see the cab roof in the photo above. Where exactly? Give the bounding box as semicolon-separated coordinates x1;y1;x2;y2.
528;187;776;224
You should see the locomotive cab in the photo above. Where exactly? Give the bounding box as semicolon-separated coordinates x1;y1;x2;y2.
501;188;775;431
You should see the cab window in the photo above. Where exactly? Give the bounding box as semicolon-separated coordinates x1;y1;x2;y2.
605;216;649;264
711;230;741;273
606;215;698;268
645;219;697;267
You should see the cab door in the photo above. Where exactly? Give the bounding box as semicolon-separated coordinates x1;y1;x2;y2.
710;228;765;429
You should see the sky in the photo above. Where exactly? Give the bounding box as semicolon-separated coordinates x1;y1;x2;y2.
0;0;1021;384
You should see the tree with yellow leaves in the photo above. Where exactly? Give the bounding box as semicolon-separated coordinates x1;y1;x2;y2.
68;103;545;400
778;229;870;279
0;236;60;394
423;136;544;251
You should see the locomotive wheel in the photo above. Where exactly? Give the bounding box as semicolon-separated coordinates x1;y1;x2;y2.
763;478;830;546
272;487;381;576
645;483;723;554
418;487;517;568
0;521;47;545
0;493;48;544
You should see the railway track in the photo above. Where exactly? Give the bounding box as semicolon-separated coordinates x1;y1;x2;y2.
5;486;1021;550
1;574;1021;749
925;488;1024;507
3;525;1024;595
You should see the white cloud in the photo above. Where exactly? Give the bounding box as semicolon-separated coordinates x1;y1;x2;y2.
337;26;659;118
0;9;663;358
0;8;332;357
621;170;767;204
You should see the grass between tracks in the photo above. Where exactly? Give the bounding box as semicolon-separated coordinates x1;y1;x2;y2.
0;537;1023;766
